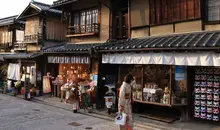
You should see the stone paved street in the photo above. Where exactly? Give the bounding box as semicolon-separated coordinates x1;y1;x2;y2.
0;94;148;130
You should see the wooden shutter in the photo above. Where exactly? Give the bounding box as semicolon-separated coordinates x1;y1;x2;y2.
167;0;173;22
195;0;201;18
161;0;168;23
187;0;195;18
150;0;156;24
156;0;161;24
180;0;187;20
173;0;181;21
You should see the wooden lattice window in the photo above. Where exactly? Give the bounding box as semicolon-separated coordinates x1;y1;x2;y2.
150;0;201;25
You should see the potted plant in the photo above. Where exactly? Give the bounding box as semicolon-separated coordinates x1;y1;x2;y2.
14;80;21;95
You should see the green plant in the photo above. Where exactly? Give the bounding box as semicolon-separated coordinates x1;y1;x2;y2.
15;81;21;88
0;64;8;81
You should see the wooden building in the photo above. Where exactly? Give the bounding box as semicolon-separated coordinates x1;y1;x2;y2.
96;0;220;123
0;15;24;52
16;1;67;52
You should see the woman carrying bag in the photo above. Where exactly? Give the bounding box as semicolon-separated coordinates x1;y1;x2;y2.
117;74;134;130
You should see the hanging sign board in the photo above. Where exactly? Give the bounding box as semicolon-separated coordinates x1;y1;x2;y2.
175;66;187;92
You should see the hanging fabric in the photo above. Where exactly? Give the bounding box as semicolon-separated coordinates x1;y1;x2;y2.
7;63;21;80
102;52;220;66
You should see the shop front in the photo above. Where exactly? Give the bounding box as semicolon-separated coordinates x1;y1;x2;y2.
101;52;189;121
42;43;100;110
3;53;42;97
97;30;220;122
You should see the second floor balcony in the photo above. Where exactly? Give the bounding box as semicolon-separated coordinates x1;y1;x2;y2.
23;33;42;44
66;23;100;37
13;42;27;51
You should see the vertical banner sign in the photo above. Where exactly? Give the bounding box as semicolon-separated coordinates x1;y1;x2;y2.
175;66;187;92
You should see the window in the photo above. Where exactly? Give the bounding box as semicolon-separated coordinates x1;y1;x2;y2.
150;0;201;25
208;0;220;21
71;8;99;34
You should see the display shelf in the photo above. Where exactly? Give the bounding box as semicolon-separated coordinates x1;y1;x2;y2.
133;99;171;107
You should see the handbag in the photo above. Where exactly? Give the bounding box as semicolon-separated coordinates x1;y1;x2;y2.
115;112;127;126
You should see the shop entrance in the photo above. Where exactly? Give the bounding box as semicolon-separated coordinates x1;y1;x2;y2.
97;64;119;109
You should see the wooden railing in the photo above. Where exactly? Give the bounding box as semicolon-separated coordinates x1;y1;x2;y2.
67;23;100;37
23;33;42;43
13;43;27;51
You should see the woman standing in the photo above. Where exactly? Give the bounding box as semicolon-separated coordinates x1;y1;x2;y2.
118;74;134;130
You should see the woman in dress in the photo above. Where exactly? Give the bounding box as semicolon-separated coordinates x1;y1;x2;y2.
118;74;134;130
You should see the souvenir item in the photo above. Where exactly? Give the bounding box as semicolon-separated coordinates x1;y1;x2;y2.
207;107;212;113
195;68;201;74
195;88;200;93
195;100;200;106
207;94;213;100
207;88;213;94
201;81;207;87
201;75;207;81
213;89;219;94
195;75;200;80
200;113;206;119
207;101;213;107
202;68;207;74
195;106;200;112
207;82;213;87
213;108;219;114
207;114;212;120
194;112;200;118
201;100;206;106
214;76;219;82
214;68;220;74
194;81;200;87
200;87;206;93
213;94;219;101
201;107;206;113
213;115;219;121
213;101;219;107
207;75;213;81
195;94;200;99
214;82;219;88
201;94;206;100
207;68;213;74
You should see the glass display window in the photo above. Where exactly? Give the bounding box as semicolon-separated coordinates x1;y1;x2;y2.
119;65;173;106
59;64;90;82
143;65;171;105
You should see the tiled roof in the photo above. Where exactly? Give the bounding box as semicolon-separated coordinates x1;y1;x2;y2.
53;0;78;7
97;31;220;52
32;1;62;14
0;15;18;26
42;43;101;53
3;53;43;59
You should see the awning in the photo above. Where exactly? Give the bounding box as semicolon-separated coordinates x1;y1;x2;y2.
48;56;90;64
102;52;220;66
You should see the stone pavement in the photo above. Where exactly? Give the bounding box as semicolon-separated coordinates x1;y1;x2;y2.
29;96;220;130
0;94;149;130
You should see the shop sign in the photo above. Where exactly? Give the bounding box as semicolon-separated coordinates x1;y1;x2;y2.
175;66;187;92
48;56;90;64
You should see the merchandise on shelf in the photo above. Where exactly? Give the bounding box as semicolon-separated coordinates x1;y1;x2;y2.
193;67;220;122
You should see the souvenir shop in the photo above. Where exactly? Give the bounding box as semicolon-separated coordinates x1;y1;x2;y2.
6;58;38;96
43;54;98;106
101;51;220;122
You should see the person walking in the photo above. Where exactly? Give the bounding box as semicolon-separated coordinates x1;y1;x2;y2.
118;74;134;130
